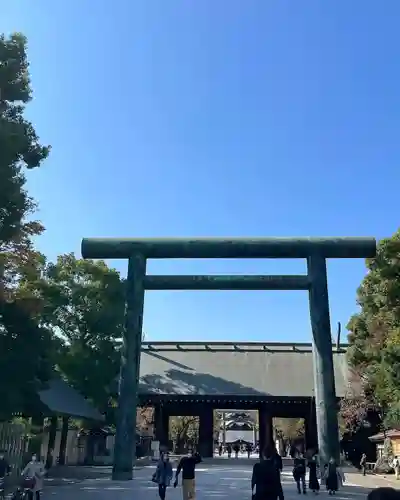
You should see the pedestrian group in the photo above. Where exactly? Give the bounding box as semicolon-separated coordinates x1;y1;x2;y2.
151;445;346;500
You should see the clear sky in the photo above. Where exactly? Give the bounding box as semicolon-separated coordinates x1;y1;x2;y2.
2;1;399;343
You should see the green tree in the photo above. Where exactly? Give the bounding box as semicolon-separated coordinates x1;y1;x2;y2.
0;33;50;291
343;230;400;431
374;437;394;474
0;32;52;418
169;416;199;453
137;407;153;434
0;300;54;419
274;417;304;439
274;418;304;455
32;254;126;416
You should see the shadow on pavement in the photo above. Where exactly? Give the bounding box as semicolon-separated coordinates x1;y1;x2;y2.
42;465;398;500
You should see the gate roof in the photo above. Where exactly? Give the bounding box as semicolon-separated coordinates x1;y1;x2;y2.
139;342;351;399
38;378;103;421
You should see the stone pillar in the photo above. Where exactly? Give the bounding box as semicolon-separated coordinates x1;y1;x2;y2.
46;416;58;469
198;406;214;458
222;411;226;446
307;255;340;466
113;253;147;480
28;415;44;457
58;416;69;465
258;407;273;458
154;404;169;448
304;401;318;453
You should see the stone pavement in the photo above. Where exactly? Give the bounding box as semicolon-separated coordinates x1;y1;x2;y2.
345;471;400;490
41;462;391;500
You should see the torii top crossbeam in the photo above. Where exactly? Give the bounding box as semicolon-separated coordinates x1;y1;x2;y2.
81;236;376;260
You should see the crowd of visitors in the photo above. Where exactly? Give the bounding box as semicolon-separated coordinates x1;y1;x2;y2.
151;444;400;500
217;441;255;458
151;444;348;500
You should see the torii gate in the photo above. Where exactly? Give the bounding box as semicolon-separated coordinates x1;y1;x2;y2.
81;236;376;480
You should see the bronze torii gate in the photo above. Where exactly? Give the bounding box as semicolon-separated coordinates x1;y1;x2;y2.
81;236;376;480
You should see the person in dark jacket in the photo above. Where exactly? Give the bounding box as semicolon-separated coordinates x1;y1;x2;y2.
360;453;367;476
293;452;307;494
272;448;284;500
325;458;341;495
0;451;11;477
0;452;11;498
367;487;400;500
174;449;202;500
153;452;173;500
307;455;320;494
252;445;282;500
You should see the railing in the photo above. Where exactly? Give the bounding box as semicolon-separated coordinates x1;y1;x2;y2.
141;341;349;353
0;422;30;474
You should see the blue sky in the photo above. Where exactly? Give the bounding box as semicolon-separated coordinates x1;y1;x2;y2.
2;1;399;343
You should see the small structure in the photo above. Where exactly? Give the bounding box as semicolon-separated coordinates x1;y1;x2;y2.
224;411;256;445
1;378;103;472
369;430;400;459
36;377;103;467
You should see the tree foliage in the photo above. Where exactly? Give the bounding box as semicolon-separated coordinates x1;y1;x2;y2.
273;418;304;456
274;417;304;440
0;32;52;418
0;33;50;291
0;300;54;418
137;407;153;434
342;230;400;432
31;254;126;415
0;32;130;426
169;416;199;452
374;437;394;474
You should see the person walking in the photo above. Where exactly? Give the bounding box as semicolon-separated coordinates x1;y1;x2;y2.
324;458;344;495
174;448;202;500
21;453;45;500
0;451;11;477
308;454;320;494
153;452;173;500
272;446;284;500
293;452;307;494
251;445;282;500
367;487;400;500
392;456;400;480
360;453;367;476
0;451;11;500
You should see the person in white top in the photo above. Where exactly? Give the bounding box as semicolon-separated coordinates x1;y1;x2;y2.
392;456;400;479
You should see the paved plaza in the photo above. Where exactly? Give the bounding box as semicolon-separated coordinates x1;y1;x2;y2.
43;463;387;500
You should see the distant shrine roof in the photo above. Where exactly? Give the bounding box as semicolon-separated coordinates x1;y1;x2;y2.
138;341;351;400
